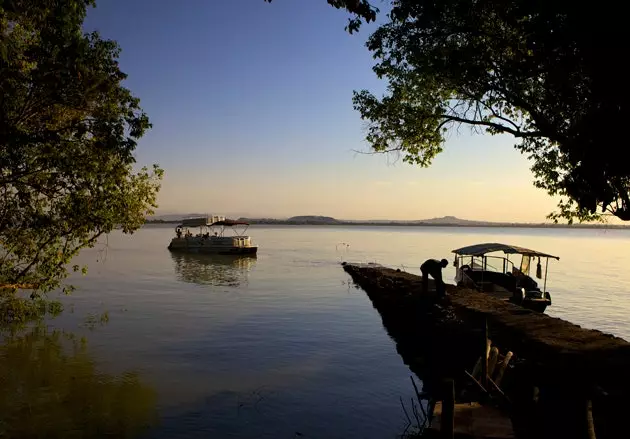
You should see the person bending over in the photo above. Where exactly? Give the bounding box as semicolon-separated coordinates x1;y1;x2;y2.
420;258;449;297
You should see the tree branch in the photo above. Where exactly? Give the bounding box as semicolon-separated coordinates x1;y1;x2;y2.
457;90;524;132
437;113;542;138
0;166;52;186
16;235;58;280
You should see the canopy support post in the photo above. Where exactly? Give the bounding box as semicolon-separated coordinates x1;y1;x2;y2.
543;258;549;293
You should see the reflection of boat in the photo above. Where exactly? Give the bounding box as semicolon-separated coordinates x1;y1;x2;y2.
168;217;258;255
170;252;256;287
452;243;559;313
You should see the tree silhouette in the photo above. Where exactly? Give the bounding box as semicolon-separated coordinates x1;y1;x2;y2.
267;0;627;222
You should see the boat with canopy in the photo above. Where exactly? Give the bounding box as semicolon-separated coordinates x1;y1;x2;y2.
168;216;258;255
452;243;559;312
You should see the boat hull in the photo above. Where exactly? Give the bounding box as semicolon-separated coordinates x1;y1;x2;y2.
168;234;258;256
514;297;551;313
168;241;258;255
168;246;258;255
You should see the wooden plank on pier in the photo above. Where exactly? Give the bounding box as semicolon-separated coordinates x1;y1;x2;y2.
430;401;514;439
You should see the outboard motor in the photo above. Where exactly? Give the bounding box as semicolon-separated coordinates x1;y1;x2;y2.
512;287;526;304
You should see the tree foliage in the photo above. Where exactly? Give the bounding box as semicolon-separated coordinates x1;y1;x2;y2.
264;0;378;33
320;0;627;222
0;0;163;303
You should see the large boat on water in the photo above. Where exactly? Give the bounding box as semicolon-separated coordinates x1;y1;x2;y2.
168;216;258;255
452;243;559;312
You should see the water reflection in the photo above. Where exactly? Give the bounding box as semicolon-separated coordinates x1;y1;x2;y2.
170;252;257;287
0;325;156;438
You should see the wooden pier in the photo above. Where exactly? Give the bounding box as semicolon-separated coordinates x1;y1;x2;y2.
429;401;514;438
342;262;630;439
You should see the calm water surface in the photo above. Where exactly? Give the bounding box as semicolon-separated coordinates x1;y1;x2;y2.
4;225;630;438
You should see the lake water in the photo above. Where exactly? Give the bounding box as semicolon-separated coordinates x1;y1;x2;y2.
3;225;630;438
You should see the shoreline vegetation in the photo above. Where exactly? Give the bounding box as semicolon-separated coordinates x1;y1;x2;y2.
144;215;630;229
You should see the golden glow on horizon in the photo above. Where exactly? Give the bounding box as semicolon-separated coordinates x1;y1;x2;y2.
148;134;606;224
155;168;560;223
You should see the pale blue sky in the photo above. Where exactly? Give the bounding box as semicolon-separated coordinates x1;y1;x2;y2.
85;0;558;221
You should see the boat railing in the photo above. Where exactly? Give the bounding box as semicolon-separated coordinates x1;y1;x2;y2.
482;258;503;274
462;256;514;275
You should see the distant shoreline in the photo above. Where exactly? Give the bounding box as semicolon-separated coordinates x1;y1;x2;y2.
144;219;630;230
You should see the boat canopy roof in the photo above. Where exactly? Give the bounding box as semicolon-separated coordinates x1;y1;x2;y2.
210;220;249;227
452;243;559;260
180;217;211;227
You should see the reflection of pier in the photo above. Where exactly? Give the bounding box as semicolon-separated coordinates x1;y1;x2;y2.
170;252;256;287
343;263;472;394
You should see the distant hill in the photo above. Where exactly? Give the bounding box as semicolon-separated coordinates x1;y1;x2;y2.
410;216;492;225
146;213;208;223
235;215;341;225
147;213;488;225
144;214;630;229
287;215;341;224
346;216;493;225
237;215;500;226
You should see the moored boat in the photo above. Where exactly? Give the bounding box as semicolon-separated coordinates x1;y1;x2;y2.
168;216;258;255
452;243;559;312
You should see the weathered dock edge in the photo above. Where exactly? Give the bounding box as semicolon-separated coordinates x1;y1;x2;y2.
342;262;630;439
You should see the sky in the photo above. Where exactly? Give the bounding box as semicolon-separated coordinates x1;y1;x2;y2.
84;0;560;222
